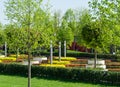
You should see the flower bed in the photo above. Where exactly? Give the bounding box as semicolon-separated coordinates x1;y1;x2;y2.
9;54;28;59
71;59;87;64
65;64;86;67
48;61;70;65
0;57;16;62
108;68;120;72
106;62;120;66
54;57;77;61
40;64;65;67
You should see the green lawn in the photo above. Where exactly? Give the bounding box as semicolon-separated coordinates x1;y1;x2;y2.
0;75;118;87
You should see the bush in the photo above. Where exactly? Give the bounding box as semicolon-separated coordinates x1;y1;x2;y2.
0;63;119;85
39;51;120;61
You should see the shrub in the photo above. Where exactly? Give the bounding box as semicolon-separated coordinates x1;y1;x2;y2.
40;51;120;61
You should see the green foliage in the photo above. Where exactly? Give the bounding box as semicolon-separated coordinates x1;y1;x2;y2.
57;27;74;45
76;9;92;46
4;0;56;55
0;63;119;85
81;23;104;51
35;50;120;61
89;0;120;52
57;9;75;46
4;25;24;53
0;25;6;46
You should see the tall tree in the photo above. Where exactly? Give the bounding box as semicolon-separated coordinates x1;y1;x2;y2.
81;22;105;68
58;9;75;46
89;0;120;53
0;23;6;47
77;9;92;48
5;0;52;87
4;24;22;57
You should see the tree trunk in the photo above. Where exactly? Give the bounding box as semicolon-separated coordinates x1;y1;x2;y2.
27;25;31;87
16;48;19;59
110;44;116;54
28;50;31;87
94;50;97;68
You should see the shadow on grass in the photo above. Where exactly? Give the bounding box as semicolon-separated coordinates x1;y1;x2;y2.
35;76;120;87
0;73;119;87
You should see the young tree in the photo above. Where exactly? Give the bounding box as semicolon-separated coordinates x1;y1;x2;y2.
5;0;53;87
81;22;105;68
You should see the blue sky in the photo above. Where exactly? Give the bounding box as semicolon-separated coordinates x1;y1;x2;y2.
0;0;90;24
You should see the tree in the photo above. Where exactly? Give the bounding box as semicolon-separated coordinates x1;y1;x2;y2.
76;9;92;49
57;19;74;55
81;22;105;68
0;23;6;55
4;25;21;58
0;23;6;46
57;9;75;46
62;9;77;35
89;0;120;54
5;0;53;87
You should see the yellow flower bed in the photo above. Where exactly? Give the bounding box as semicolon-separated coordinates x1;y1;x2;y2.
48;61;70;65
0;57;16;62
9;54;18;57
40;64;65;67
0;60;2;63
9;54;28;59
54;57;77;61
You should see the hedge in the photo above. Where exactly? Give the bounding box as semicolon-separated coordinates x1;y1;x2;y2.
0;63;119;85
39;51;120;61
7;49;120;61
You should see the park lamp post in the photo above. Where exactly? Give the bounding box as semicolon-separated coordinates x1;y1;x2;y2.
64;41;66;57
50;40;53;64
59;41;61;61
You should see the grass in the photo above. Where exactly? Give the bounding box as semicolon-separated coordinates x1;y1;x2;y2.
0;74;119;87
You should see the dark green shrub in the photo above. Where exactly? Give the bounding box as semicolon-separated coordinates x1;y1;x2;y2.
0;63;119;85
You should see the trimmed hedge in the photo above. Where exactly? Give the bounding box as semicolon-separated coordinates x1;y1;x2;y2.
40;51;120;61
7;49;120;61
0;63;120;85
